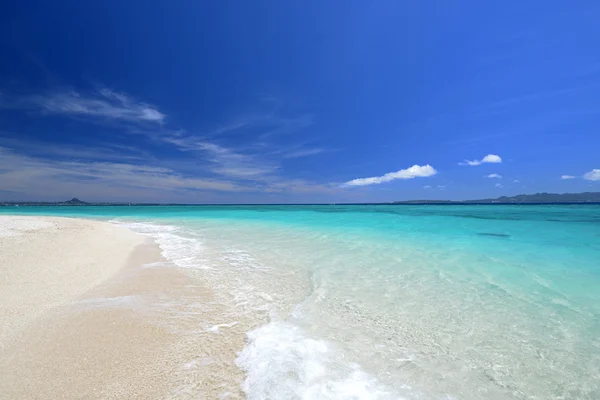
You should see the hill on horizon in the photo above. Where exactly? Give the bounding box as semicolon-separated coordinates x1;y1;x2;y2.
394;192;600;204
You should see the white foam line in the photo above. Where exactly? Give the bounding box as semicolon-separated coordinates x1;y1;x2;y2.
236;321;400;400
206;321;240;333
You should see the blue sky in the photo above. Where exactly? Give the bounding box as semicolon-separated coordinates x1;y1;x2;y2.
1;1;599;203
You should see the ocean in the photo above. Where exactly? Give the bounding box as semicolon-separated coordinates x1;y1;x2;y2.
2;204;599;399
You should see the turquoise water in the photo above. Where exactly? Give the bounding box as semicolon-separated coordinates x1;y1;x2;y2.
3;205;600;399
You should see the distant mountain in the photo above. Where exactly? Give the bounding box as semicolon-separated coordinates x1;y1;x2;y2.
61;198;88;205
0;198;89;206
394;192;600;204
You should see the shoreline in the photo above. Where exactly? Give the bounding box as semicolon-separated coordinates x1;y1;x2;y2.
1;206;599;399
0;216;247;399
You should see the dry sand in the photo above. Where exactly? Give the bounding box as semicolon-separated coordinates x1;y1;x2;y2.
0;216;247;399
0;216;146;348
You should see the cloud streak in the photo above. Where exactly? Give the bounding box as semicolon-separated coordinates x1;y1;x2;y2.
0;143;339;202
163;136;278;179
0;147;241;198
7;88;165;124
0;136;150;162
459;154;502;166
344;164;437;186
1;87;342;201
5;87;329;186
281;147;326;159
561;175;575;180
485;173;502;179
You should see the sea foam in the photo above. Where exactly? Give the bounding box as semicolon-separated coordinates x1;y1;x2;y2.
236;321;399;400
111;220;209;270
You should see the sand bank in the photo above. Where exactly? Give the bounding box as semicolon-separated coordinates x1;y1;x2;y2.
0;216;246;399
0;216;146;347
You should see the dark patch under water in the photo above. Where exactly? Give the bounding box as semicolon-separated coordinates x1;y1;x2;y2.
478;232;511;238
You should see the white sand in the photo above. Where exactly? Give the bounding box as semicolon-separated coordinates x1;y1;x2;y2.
0;216;145;347
0;216;248;399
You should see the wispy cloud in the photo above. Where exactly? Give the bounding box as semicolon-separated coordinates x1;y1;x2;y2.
0;147;241;199
513;179;520;183
423;184;447;190
583;169;600;181
495;183;503;188
204;120;252;137
1;86;341;200
344;164;437;187
460;160;482;166
258;115;313;139
561;175;576;180
155;108;323;180
163;136;278;179
0;136;149;161
0;146;341;201
196;113;313;140
459;154;502;166
281;147;327;159
263;179;338;194
129;127;336;191
6;88;165;124
485;173;502;179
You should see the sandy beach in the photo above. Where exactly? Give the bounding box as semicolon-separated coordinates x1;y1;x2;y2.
0;216;145;348
0;216;247;399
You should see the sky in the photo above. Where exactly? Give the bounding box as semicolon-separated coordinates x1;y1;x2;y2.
1;1;599;203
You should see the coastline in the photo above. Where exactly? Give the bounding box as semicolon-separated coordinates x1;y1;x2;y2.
0;216;247;399
2;206;598;399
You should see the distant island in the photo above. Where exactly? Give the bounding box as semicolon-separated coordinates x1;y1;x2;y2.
1;198;89;206
0;198;128;206
0;198;180;206
393;192;600;204
2;192;600;206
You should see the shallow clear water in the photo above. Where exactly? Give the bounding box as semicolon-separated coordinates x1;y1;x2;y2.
3;205;600;399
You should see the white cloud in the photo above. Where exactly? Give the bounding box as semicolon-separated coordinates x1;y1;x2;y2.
423;185;432;189
460;159;482;166
10;88;165;124
583;169;600;181
496;183;503;188
486;173;502;179
482;154;502;163
561;175;576;180
344;164;437;186
513;179;520;183
459;154;502;166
